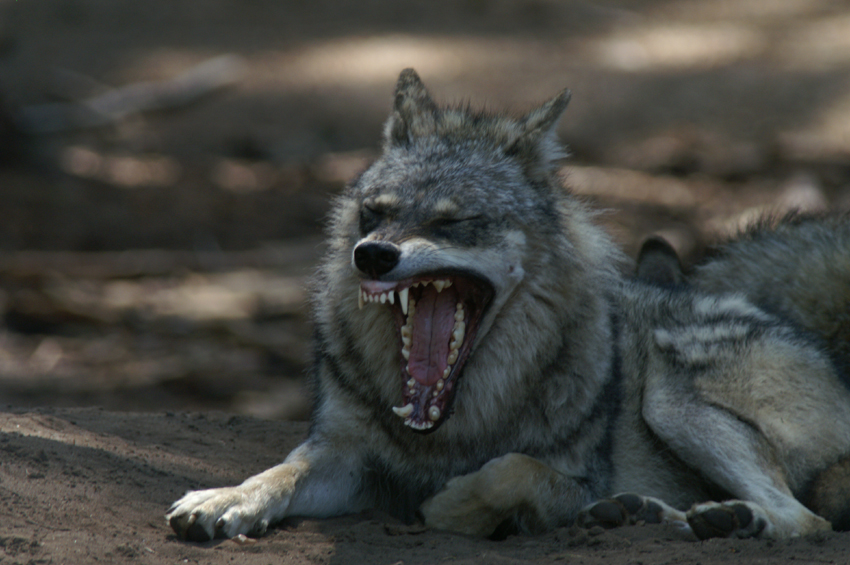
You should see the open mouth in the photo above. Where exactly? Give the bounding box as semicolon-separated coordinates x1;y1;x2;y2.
359;273;493;432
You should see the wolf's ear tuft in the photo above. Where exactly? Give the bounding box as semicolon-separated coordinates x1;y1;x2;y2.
507;88;571;171
384;68;438;146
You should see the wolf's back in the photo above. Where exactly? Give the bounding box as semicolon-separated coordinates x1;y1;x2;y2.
692;216;850;376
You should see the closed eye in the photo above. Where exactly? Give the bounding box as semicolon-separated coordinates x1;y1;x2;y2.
434;215;483;226
360;204;389;234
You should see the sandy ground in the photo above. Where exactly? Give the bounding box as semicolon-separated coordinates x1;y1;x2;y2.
1;0;850;563
3;406;850;565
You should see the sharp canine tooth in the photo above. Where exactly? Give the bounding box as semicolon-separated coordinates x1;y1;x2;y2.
428;406;441;421
399;288;409;315
392;404;414;418
433;280;446;292
402;347;410;360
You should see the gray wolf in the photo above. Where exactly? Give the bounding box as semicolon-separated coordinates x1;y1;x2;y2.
167;69;850;542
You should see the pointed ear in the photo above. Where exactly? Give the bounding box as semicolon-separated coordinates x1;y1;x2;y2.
506;89;571;170
519;88;571;139
383;68;438;146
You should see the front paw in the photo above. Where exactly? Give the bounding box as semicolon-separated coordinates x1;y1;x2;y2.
166;486;274;541
420;472;507;537
421;453;541;537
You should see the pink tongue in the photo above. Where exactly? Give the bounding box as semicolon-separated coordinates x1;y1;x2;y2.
408;285;456;386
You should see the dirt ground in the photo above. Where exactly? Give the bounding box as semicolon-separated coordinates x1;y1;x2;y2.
2;407;850;565
1;1;850;563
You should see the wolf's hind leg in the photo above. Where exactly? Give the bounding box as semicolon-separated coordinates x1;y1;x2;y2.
639;314;850;539
642;371;832;538
644;395;832;538
576;493;687;530
420;453;593;537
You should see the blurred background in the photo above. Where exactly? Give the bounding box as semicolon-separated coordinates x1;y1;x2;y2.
0;0;848;419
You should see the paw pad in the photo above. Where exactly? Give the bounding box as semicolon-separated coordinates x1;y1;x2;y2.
587;500;628;528
688;502;764;540
577;494;670;531
577;499;630;530
614;493;664;524
613;493;643;515
691;507;735;539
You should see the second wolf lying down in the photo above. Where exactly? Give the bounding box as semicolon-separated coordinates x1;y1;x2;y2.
167;69;850;541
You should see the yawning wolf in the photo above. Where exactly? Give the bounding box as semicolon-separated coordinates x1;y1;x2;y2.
167;69;850;542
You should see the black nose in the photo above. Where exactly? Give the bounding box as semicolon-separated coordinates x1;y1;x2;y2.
353;241;401;278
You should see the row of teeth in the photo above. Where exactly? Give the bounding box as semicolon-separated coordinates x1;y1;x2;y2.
358;279;453;315
392;301;466;424
405;419;435;431
392;399;442;424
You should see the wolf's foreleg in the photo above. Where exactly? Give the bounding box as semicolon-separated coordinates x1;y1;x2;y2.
420;452;592;537
167;439;364;541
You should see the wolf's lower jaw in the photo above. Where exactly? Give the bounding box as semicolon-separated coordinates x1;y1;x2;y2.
359;275;491;431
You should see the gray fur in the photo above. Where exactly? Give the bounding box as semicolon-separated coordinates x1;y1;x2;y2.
690;215;850;377
167;70;850;542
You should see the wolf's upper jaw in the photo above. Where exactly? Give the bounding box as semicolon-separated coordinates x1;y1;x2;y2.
358;274;493;432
